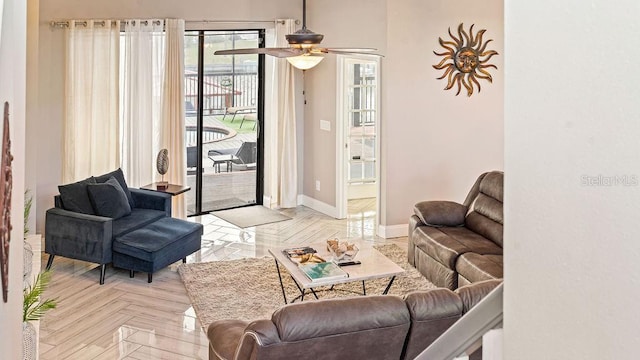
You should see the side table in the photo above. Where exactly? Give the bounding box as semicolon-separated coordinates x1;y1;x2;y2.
140;183;190;196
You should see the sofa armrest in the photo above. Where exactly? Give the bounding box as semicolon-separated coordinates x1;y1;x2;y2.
414;201;467;227
408;215;422;266
44;207;113;264
404;288;463;321
235;320;280;359
455;279;503;313
208;320;253;360
402;288;465;359
130;188;171;216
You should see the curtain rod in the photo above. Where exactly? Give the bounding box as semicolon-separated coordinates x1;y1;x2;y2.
50;20;163;28
188;19;299;24
49;19;299;29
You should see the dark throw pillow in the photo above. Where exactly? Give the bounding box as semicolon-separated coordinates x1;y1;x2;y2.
58;177;97;214
87;176;132;219
95;168;135;209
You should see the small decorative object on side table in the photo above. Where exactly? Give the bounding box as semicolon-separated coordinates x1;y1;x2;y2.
155;149;169;190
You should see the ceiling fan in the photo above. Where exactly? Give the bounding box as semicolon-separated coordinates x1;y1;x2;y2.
214;0;380;70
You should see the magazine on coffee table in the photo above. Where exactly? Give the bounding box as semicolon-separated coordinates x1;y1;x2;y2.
282;246;317;257
283;246;326;264
298;261;348;282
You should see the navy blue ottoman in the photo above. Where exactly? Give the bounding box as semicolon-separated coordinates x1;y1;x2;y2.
113;217;203;283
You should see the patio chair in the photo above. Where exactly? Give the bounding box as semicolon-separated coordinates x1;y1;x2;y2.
207;141;257;171
239;113;257;130
222;106;256;122
187;146;203;175
232;141;257;170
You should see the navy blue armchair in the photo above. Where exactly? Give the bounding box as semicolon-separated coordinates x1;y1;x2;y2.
45;188;171;284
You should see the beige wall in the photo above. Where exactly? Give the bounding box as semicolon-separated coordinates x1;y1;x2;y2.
0;0;27;357
383;0;504;226
39;0;299;21
303;0;503;229
304;0;387;206
25;0;38;235
504;0;640;358
35;25;64;235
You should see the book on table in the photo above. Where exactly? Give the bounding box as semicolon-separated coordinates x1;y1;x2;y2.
283;246;326;265
283;246;317;257
282;246;348;281
298;261;348;282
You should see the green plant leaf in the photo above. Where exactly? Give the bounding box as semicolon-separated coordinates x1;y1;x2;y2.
24;270;57;322
24;189;33;238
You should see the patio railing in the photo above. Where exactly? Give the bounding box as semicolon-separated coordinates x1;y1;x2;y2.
184;71;258;115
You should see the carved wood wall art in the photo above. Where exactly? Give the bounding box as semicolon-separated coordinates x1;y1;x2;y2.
0;102;13;303
433;23;499;97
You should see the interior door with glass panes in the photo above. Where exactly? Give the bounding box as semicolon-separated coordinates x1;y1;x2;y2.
345;58;379;200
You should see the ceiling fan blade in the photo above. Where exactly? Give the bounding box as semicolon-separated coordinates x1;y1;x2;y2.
317;48;384;57
323;47;378;52
214;47;304;58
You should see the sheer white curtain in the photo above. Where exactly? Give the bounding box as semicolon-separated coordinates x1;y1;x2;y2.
120;19;165;187
269;19;299;208
64;18;186;219
63;20;120;183
159;19;186;218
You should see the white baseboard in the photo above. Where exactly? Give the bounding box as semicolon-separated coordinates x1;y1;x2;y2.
262;196;273;209
298;195;338;218
377;224;408;239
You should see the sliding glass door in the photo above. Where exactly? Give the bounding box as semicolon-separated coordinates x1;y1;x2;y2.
184;30;264;216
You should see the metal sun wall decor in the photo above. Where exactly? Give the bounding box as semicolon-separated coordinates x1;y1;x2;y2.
433;23;499;97
1;102;13;303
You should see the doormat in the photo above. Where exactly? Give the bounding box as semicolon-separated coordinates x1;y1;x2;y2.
211;205;291;228
203;197;247;211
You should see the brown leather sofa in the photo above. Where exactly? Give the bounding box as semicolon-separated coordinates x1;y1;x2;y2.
408;171;504;290
207;280;501;360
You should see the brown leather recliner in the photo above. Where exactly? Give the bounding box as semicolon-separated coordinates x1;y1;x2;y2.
408;171;504;290
207;280;501;360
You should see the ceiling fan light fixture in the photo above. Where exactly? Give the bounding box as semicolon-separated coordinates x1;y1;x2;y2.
287;55;324;70
285;29;324;45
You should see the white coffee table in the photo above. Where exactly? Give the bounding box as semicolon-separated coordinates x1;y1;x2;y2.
268;242;405;304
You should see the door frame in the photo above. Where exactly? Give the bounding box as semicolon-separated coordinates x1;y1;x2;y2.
187;29;265;216
335;54;381;220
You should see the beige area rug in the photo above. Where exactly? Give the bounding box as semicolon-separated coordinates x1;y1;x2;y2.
211;205;291;228
178;244;436;330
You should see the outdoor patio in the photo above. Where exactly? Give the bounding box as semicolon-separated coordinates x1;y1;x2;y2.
184;113;258;215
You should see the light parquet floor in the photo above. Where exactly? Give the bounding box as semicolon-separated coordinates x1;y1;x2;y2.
39;199;407;359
